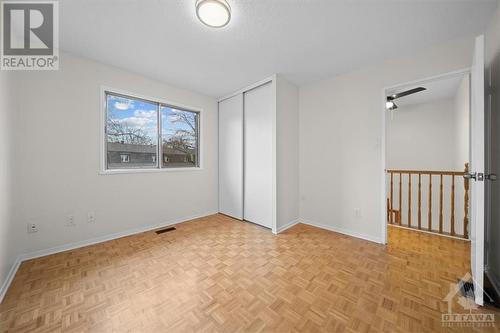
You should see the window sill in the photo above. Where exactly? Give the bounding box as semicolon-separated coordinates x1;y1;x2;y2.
99;167;203;175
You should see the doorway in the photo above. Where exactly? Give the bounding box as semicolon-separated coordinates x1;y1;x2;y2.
384;71;471;240
380;35;486;307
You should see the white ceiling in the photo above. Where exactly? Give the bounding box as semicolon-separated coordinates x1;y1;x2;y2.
59;0;497;97
387;74;467;107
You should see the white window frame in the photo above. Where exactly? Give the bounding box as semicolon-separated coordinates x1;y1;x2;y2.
100;86;203;175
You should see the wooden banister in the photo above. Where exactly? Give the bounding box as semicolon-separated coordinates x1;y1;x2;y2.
464;163;469;238
386;165;469;240
386;169;465;176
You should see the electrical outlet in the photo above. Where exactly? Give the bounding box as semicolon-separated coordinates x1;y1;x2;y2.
27;223;38;233
66;215;76;227
87;212;96;223
354;208;362;218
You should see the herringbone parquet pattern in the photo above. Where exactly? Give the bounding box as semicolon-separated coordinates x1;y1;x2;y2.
0;214;498;332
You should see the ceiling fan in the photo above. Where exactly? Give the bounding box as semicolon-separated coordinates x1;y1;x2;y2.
386;87;426;110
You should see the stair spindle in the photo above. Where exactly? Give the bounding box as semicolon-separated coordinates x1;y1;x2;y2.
439;174;443;233
428;174;432;231
390;172;394;224
451;175;455;236
418;174;421;230
399;173;402;225
408;173;412;227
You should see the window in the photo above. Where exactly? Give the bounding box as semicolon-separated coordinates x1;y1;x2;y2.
161;106;199;168
120;154;130;163
104;91;200;171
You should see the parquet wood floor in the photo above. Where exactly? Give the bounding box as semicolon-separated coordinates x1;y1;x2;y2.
0;214;498;332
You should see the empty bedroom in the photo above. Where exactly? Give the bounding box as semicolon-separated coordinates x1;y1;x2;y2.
1;0;500;332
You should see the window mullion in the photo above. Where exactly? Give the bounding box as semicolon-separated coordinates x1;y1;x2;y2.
157;103;162;169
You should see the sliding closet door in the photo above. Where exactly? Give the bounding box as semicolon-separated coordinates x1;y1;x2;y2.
219;94;244;219
244;83;273;228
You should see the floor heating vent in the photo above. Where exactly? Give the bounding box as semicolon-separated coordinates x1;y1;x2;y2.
155;227;176;234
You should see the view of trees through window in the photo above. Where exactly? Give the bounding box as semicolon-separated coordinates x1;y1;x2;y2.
105;92;199;170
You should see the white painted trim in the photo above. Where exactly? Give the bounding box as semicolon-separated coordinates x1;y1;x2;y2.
271;75;278;235
387;224;470;241
301;219;383;244
0;211;217;304
380;87;388;245
470;35;485;306
0;258;22;304
99;167;204;175
100;85;204;115
384;68;472;92
275;219;300;234
218;75;275;103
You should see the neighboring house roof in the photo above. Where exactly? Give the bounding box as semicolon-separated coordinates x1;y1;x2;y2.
163;147;195;156
108;142;156;154
108;142;195;155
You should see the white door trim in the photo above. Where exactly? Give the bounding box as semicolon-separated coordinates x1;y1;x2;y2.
470;34;485;305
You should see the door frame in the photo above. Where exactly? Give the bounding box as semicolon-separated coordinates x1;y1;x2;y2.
379;68;471;245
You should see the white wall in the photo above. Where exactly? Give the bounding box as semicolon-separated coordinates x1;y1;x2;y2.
386;98;463;170
0;71;15;293
8;52;218;258
299;36;475;243
276;76;299;230
454;74;471;170
485;0;500;296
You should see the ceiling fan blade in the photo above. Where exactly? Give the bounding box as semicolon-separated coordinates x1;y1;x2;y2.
388;87;426;100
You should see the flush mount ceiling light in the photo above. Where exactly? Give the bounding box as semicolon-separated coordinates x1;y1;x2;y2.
196;0;231;28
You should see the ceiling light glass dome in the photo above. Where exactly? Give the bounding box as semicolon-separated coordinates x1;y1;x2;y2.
196;0;231;28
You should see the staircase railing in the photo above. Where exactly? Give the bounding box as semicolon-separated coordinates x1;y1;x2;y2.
386;163;469;239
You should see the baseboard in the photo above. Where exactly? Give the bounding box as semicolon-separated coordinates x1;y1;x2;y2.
0;257;22;304
387;224;469;241
300;219;383;244
275;219;300;234
0;211;217;304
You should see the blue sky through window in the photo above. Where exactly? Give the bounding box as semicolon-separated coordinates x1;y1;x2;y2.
106;93;198;150
106;94;158;144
